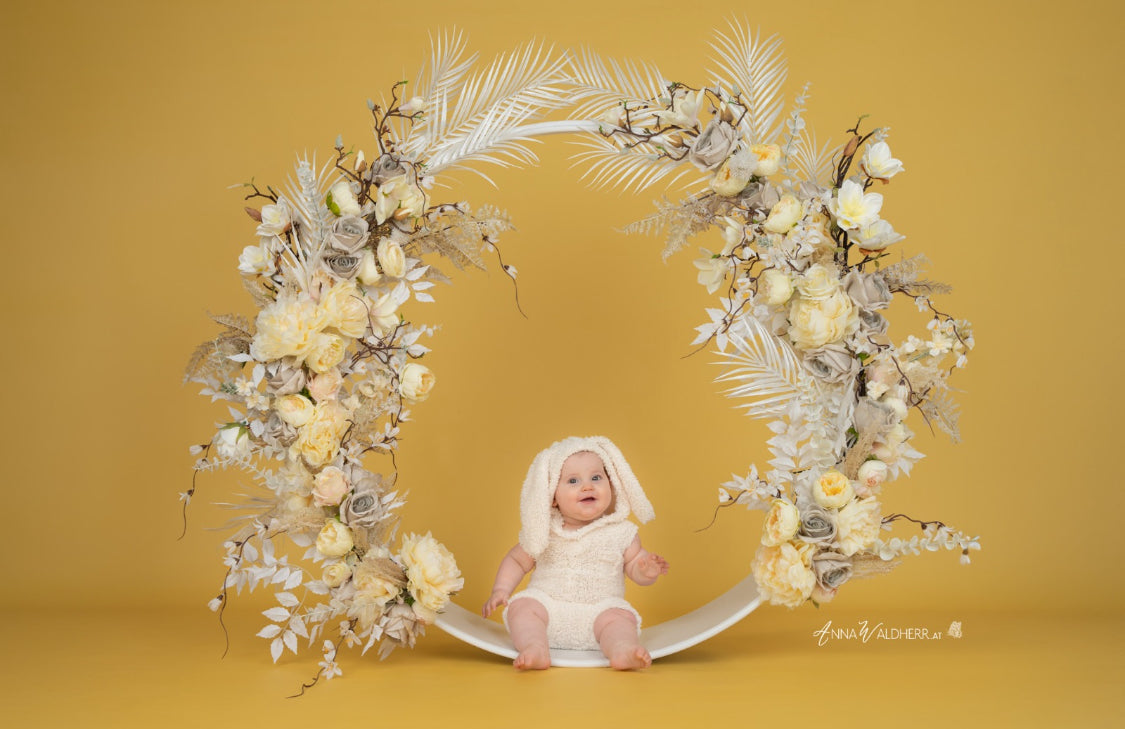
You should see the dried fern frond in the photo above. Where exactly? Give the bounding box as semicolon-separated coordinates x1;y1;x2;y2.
183;313;253;384
880;254;930;288
897;279;954;297
407;204;515;272
708;22;788;144
621;194;731;260
919;384;962;443
242;277;276;309
850;553;900;579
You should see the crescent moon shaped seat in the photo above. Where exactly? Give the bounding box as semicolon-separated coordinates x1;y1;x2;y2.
435;575;761;667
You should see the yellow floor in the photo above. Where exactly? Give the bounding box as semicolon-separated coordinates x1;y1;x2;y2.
3;607;1121;728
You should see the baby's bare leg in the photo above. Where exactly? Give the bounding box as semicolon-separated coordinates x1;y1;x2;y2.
507;598;551;670
594;608;651;670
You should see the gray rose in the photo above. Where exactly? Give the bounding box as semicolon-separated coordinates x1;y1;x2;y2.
265;360;307;396
803;344;861;384
798;506;837;545
325;253;362;280
853;397;895;436
689;120;739;171
857;309;889;336
372;154;412;184
264;412;298;447
842;271;892;312
328;215;370;254
341;476;385;529
811;551;852;590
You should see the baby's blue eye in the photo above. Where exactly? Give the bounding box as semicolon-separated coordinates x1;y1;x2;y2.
567;477;578;484
592;474;602;481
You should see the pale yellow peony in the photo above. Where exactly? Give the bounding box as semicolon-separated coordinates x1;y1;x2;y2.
320;283;369;340
749;143;781;176
812;470;855;510
296;402;351;467
762;194;803;234
399;532;464;623
316;519;355;557
762;499;800;546
251;293;328;363
835;498;883;556
377;239;407;278
305;333;347;374
399;363;435;402
751;542;816;608
758;268;794;306
274;394;316;428
788;290;857;350
322;561;353;588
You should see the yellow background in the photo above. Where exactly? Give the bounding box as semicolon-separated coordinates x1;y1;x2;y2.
2;0;1122;725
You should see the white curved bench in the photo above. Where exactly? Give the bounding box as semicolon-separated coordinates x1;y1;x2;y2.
435;576;761;667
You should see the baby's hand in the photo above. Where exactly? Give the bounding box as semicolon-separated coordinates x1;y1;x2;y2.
636;553;670;581
482;589;510;618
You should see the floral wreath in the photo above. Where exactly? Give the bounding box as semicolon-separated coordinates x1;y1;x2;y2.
184;24;979;692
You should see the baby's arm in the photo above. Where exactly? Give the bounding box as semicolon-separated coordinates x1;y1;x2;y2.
623;535;670;586
482;544;536;617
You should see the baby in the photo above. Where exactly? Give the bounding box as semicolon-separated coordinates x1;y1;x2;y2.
482;436;669;670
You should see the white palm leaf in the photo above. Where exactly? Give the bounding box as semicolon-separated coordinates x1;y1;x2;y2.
400;41;573;177
790;129;836;186
714;317;808;420
570;133;695;193
707;22;788;144
567;47;669;120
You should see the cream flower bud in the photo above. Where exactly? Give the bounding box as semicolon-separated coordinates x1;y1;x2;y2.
399;96;425;114
710;152;754;197
322;562;352;588
316;519;355;557
399;363;435;402
377;239;406;278
357;249;381;285
762;194;803;234
758;269;794;306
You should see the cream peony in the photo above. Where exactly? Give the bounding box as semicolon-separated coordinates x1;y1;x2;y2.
296;402;351;467
352;558;403;609
788;290;857;350
710;150;756;197
749;143;782;176
812;470;855;510
274;394;316;428
399;532;464;623
305;333;347;374
308;370;343;402
762;499;801;546
757;268;794;306
796;264;841;300
320;283;369;339
751;542;816;608
377;239;407;278
835;498;882;556
399;363;435;402
251;293;328;363
860;141;904;182
762;194;803;234
312;466;350;507
829;179;883;231
316;519;355;557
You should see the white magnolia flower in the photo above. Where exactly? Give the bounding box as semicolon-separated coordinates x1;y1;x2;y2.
694;254;729;294
851;219;905;251
654;88;705;128
257;200;291;236
375;176;426;224
860;141;904;181
238;244;274;276
829;179;883;231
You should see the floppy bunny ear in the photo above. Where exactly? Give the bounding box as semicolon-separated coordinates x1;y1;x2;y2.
588;436;655;524
517;445;555;559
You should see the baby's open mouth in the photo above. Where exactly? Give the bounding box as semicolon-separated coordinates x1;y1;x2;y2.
581;496;598;502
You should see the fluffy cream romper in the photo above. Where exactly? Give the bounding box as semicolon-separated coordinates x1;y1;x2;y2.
504;436;655;651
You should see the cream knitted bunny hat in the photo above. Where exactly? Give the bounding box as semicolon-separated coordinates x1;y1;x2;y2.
518;435;655;559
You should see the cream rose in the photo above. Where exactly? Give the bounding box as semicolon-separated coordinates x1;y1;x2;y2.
308;370;342;402
312;466;350;507
812;470;855;510
376;239;407;278
274;394;316;428
757;268;794;306
762;499;801;546
357;249;381;285
751;542;816;608
842;271;893;311
399;363;435;402
762;194;803;234
796;264;841;300
788;290;857;350
316;519;355;557
749;143;782;176
399;532;464;623
320;284;369;340
327;181;361;217
296;402;351;467
835;498;882;556
322;561;353;588
856;460;888;497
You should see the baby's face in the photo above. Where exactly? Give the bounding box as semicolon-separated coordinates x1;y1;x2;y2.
553;451;613;528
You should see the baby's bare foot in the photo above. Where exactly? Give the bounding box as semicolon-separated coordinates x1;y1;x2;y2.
514;645;550;670
609;645;651;671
